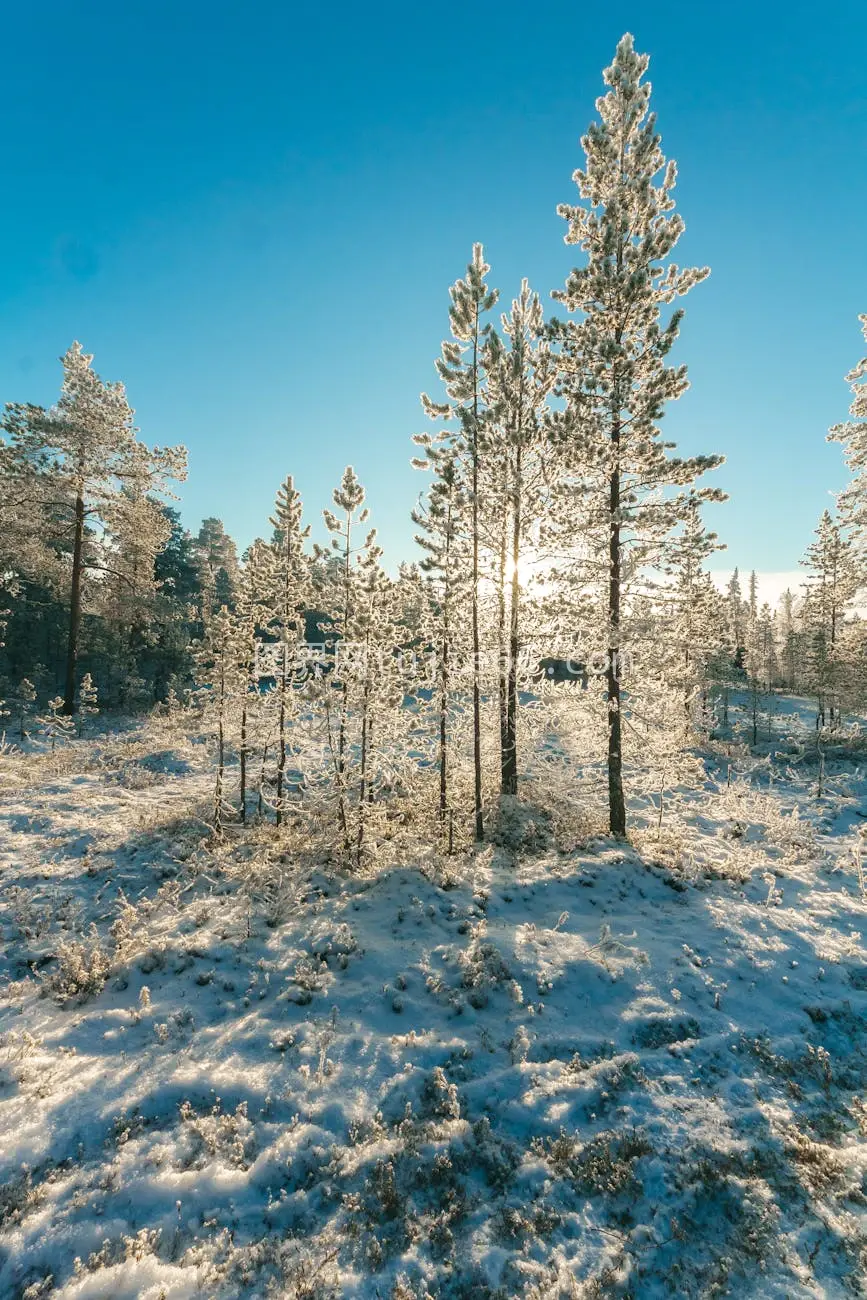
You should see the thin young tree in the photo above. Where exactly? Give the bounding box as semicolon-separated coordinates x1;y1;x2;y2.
800;509;858;728
412;448;468;836
777;588;800;692
348;532;396;863
422;245;499;840
484;281;556;797
235;540;273;822
660;503;724;744
550;34;722;836
268;475;310;825
194;606;242;835
726;568;746;671
15;677;37;741
318;466;369;854
77;673;99;737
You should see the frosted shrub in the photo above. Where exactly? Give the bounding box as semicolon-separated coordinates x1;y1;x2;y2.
533;1127;652;1196
456;919;513;1007
420;1066;461;1120
0;1166;47;1229
0;1029;41;1089
490;796;552;853
287;954;329;1002
72;1228;163;1276
38;696;74;751
177;1098;257;1170
49;927;111;1003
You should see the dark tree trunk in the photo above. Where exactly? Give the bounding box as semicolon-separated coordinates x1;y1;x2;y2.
503;447;522;798
471;332;484;841
439;508;452;831
63;493;86;715
239;701;247;823
276;644;288;826
215;661;226;834
607;454;626;838
497;516;509;791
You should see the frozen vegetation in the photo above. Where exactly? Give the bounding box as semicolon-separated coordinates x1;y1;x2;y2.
3;698;867;1298
1;27;867;1300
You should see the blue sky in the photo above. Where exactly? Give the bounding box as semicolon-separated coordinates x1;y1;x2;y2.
0;0;864;577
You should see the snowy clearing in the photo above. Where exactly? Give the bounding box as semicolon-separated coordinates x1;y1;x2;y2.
3;710;867;1299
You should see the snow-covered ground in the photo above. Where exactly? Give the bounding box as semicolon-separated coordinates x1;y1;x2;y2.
3;706;867;1299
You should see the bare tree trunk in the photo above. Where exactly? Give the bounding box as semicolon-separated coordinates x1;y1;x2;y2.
439;511;452;831
497;513;509;791
503;447;521;798
471;332;484;841
607;451;626;839
215;661;226;835
276;644;288;826
239;699;247;823
258;742;268;817
63;493;85;715
439;630;449;827
356;628;375;862
336;514;352;852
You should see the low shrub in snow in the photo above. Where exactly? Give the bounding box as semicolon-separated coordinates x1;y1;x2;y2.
47;926;111;1003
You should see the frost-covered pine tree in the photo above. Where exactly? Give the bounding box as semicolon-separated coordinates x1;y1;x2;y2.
318;466;370;854
411;447;469;836
1;343;186;713
39;695;74;751
742;572;764;746
659;503;725;743
315;467;405;865
777;588;801;692
348;530;401;863
800;509;858;727
98;462;176;706
14;676;36;741
421;245;499;840
550;34;723;836
829;314;867;553
234;540;274;822
726;568;746;670
267;475;310;825
196;517;241;615
484;281;556;798
194;605;243;834
76;673;99;737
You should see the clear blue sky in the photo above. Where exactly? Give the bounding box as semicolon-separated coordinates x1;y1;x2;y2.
1;0;864;574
